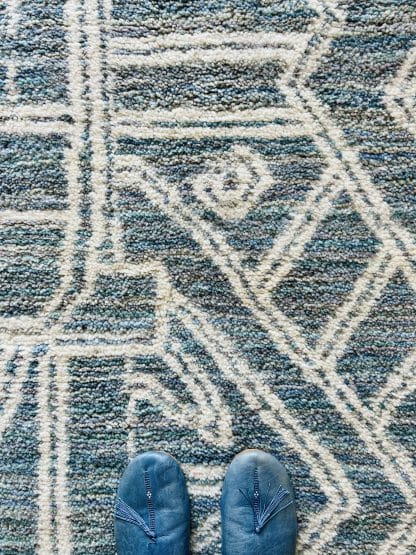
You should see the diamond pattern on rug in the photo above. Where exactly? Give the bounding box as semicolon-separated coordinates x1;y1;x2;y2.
1;1;416;554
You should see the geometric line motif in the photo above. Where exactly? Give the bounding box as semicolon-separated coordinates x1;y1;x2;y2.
1;1;416;554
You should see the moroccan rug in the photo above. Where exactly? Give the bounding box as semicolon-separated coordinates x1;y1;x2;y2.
1;1;416;554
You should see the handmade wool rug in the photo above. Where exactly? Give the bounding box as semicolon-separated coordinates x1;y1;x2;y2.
1;1;416;554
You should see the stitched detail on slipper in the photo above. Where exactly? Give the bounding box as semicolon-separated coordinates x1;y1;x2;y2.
239;467;293;534
115;496;156;540
144;470;156;536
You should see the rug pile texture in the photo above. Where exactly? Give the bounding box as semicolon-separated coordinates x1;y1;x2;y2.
1;1;416;554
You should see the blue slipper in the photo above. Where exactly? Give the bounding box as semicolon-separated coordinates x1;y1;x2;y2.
221;449;297;555
114;451;190;555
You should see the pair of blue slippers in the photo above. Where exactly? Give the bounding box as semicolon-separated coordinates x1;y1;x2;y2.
115;449;297;554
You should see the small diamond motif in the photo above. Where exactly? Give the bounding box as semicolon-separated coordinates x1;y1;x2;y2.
193;145;274;220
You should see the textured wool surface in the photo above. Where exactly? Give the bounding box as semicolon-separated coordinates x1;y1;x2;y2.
1;1;416;554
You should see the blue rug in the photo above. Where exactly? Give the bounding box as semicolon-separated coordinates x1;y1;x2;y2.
1;1;416;553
